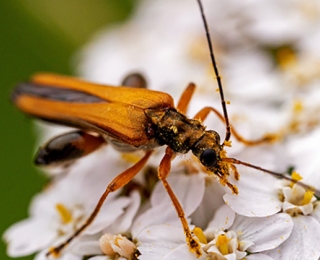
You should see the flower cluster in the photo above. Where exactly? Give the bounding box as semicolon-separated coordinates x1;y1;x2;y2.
4;0;320;259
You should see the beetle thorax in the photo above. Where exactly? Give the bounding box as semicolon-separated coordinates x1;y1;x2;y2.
145;107;206;153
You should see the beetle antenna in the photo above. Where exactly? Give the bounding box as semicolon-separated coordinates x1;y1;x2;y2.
196;0;320;199
196;0;231;142
222;157;320;197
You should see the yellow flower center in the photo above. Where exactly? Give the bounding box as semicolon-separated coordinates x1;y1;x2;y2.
216;234;230;255
193;227;207;244
301;190;314;205
289;171;303;189
55;203;72;224
291;171;303;182
276;47;297;69
293;100;303;113
288;172;314;205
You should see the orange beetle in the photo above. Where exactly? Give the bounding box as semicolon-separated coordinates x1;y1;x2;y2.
11;0;318;257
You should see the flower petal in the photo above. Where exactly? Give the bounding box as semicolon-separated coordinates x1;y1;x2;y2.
107;190;141;234
88;257;110;260
162;244;205;260
224;170;282;217
151;173;205;216
265;215;320;259
137;224;186;260
72;240;101;256
191;180;226;229
132;173;204;237
35;250;82;260
206;204;235;232
312;201;320;221
246;253;274;260
232;213;293;252
85;197;131;235
3;219;56;257
132;202;182;238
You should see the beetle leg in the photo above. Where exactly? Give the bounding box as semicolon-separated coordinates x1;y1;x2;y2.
46;150;153;258
194;106;278;146
230;163;239;181
176;83;196;114
158;146;202;257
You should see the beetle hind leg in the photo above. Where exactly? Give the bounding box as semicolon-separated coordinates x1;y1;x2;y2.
46;151;153;257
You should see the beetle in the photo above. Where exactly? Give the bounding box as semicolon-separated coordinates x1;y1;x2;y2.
11;0;318;257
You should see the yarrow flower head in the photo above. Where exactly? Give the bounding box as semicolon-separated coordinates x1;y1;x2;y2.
137;204;293;259
3;147;141;259
4;0;320;259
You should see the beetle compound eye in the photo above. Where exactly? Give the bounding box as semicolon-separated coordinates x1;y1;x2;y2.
200;149;217;167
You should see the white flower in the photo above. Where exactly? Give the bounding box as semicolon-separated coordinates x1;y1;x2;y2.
224;169;320;259
70;190;141;260
3;146;138;258
287;127;320;186
137;205;293;259
5;0;320;259
264;216;320;259
132;172;206;239
242;0;320;44
99;233;136;260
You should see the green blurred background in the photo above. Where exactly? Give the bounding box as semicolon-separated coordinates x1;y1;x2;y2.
0;1;136;259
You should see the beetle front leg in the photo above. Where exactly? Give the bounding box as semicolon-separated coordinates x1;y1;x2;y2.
158;146;202;257
194;106;278;146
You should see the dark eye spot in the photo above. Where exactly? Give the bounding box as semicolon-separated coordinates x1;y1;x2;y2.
200;149;217;167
